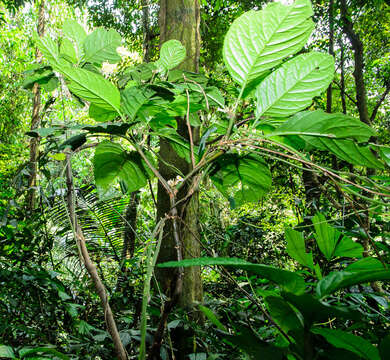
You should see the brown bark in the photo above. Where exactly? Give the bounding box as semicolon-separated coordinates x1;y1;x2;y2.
156;0;202;308
339;39;347;114
340;0;370;125
27;0;45;211
326;0;334;113
65;153;128;360
142;0;151;62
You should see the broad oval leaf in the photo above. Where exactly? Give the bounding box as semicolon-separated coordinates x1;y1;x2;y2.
157;39;186;71
62;19;87;60
272;110;376;143
60;38;77;63
35;34;59;65
264;296;303;333
158;257;305;294
93;141;152;192
223;0;314;91
18;347;70;360
121;86;156;121
89;104;117;122
270;110;383;168
255;52;334;119
312;328;380;360
61;66;120;112
83;28;121;65
282;292;361;326
316;269;390;298
210;153;272;207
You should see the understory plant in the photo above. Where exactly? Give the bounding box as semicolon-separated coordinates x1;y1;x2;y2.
160;215;390;359
18;0;390;358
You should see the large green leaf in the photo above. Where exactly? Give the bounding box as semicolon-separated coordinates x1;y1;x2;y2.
285;227;314;269
333;235;363;258
316;269;390;298
158;257;305;294
121;86;156;120
282;293;361;326
93;141;152;192
312;213;339;260
156;39;186;71
272;110;376;142
210;153;272;207
35;34;60;65
83;28;121;65
312;214;363;260
22;66;57;91
223;0;314;91
62;19;87;60
19;347;70;360
61;66;120;112
312;328;380;360
379;335;390;360
264;296;302;333
89;104;117;122
60;38;77;63
346;257;385;271
0;345;15;359
255;52;334;119
271;111;383;168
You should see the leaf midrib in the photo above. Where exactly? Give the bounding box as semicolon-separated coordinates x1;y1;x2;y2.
61;66;119;113
239;2;310;91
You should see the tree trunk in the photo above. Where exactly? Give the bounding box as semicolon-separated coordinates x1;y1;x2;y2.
142;0;151;62
27;0;45;211
340;0;370;125
339;39;347;114
156;0;202;308
326;0;334;113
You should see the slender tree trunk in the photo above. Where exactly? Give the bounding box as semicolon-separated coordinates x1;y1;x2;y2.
142;0;151;62
65;153;128;360
156;0;202;308
340;0;370;125
339;1;382;290
326;0;334;113
27;0;45;211
339;39;347;114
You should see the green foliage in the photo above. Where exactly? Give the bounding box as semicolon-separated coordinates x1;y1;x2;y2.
312;213;364;260
83;28;122;65
3;0;389;358
156;39;186;71
210;153;272;207
316;268;390;298
223;0;314;92
93;141;152;192
160;215;389;359
312;328;381;360
159;257;305;294
255;52;334;119
285;227;314;269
